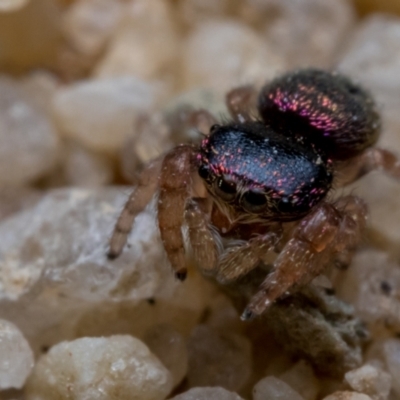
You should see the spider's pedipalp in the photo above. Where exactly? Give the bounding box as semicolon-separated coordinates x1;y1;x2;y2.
216;231;279;284
185;198;220;275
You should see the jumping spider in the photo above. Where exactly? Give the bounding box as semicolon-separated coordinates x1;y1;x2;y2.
109;69;400;320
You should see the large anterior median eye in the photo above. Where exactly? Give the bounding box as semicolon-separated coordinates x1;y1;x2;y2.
241;189;268;213
214;176;237;202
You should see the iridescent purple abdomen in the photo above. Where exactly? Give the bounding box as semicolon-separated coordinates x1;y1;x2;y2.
258;69;380;160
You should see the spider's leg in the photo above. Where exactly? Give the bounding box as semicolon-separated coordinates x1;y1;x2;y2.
216;232;279;283
337;147;400;186
242;197;368;320
158;145;197;280
108;158;161;259
185;198;219;275
225;85;258;123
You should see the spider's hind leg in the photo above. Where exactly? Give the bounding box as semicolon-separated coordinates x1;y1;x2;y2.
225;85;258;123
337;147;400;186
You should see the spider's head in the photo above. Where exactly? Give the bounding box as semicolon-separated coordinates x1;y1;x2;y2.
197;122;333;223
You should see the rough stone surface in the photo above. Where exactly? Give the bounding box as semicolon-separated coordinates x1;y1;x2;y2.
338;15;400;255
382;339;400;397
339;15;400;99
52;76;166;153
95;0;178;80
144;324;188;388
187;325;252;392
322;392;373;400
25;335;173;400
62;0;123;58
0;188;212;354
336;250;400;337
241;0;355;68
253;376;305;400
0;186;42;222
0;188;168;302
170;387;244;400
0;76;60;186
177;0;236;27
0;319;34;390
63;141;114;187
345;364;392;400
182;19;284;94
19;71;59;115
279;360;320;400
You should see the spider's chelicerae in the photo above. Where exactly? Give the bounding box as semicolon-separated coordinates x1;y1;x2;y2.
108;69;400;320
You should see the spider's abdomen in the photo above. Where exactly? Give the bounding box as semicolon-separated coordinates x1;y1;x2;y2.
199;122;333;221
258;69;380;160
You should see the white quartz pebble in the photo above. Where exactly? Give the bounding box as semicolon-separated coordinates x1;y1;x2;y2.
0;76;59;186
171;387;244;400
345;364;392;400
52;77;166;153
382;339;400;397
322;392;373;400
253;376;305;400
0;319;34;389
182;19;284;94
25;335;173;400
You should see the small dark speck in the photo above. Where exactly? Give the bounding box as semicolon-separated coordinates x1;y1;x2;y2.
147;298;156;305
380;281;392;295
324;288;336;296
127;243;132;248
41;345;50;353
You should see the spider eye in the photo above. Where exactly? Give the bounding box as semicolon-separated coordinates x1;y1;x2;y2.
198;165;211;181
214;176;237;202
277;196;294;213
242;189;268;213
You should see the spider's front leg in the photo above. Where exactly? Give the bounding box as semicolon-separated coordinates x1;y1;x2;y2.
242;196;368;320
108;158;162;259
158;145;219;280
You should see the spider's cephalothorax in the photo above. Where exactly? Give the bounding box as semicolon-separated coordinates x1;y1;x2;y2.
198;121;333;224
109;68;400;320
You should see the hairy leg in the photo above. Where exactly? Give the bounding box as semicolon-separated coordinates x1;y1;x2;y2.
242;197;368;320
108;158;161;259
225;85;258;123
216;231;279;283
336;147;400;186
185;198;219;275
166;108;218;141
158;145;196;280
